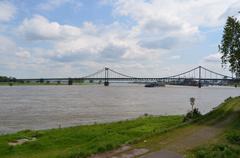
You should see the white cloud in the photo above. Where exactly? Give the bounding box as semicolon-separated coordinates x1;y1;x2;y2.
110;0;202;50
18;15;81;40
0;1;16;22
0;36;48;76
5;0;240;77
0;36;16;53
112;0;239;27
108;0;240;50
16;49;31;59
18;15;165;62
203;53;221;63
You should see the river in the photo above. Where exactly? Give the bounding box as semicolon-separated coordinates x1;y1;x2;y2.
0;85;239;134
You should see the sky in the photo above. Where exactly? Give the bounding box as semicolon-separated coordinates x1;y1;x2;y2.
0;0;240;78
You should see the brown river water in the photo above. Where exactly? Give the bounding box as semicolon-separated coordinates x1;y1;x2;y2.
0;85;239;134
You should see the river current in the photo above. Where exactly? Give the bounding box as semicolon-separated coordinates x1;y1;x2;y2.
0;85;239;134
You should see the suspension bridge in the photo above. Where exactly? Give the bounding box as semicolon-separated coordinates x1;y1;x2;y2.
16;66;239;88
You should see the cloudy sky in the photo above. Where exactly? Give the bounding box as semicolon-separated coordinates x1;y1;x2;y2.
0;0;240;78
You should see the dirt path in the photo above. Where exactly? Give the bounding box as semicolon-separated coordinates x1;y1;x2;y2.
90;112;238;158
165;114;235;152
141;114;236;158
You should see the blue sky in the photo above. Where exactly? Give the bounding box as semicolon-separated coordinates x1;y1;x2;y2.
0;0;240;78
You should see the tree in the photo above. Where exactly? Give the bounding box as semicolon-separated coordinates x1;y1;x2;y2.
219;16;240;78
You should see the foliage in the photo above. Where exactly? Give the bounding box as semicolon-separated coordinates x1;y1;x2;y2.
197;96;239;124
0;115;183;158
219;16;240;77
226;130;240;145
224;96;232;102
194;144;240;158
183;108;202;122
0;76;16;82
225;116;240;145
183;97;201;122
188;97;240;158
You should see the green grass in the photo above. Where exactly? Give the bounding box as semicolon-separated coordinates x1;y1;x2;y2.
187;96;240;158
191;144;240;158
189;121;240;158
0;115;183;158
130;96;240;157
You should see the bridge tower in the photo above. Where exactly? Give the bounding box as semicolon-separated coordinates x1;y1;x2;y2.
104;67;109;86
198;66;202;88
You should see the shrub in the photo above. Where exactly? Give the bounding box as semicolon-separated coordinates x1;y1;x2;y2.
183;108;202;122
195;144;239;158
224;96;232;102
226;131;240;145
144;113;149;117
97;146;106;153
69;151;89;158
105;143;114;150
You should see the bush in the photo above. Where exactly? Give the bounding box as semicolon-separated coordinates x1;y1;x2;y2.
183;108;202;122
69;151;89;158
97;146;106;153
105;143;114;150
224;96;232;102
226;131;240;145
195;144;239;158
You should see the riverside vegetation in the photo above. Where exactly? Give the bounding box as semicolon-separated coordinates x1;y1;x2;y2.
0;115;183;158
188;96;240;158
133;96;240;158
0;97;239;158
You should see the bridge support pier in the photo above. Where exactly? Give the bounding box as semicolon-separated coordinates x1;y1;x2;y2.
198;81;201;88
104;81;109;86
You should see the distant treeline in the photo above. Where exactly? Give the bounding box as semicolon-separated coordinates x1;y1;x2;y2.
0;76;16;82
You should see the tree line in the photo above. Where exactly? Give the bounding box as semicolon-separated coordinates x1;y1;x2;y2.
0;76;16;82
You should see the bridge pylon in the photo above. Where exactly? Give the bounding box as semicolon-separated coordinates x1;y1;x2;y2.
198;66;202;88
104;67;109;86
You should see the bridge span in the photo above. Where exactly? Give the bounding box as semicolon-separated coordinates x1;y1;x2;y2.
16;66;239;88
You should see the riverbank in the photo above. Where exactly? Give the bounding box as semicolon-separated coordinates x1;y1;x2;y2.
0;82;63;86
0;97;239;158
0;82;97;86
187;96;240;158
122;96;240;158
0;115;183;158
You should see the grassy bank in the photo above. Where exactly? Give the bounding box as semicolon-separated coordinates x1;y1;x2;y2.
187;96;240;158
0;115;183;158
131;96;240;158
